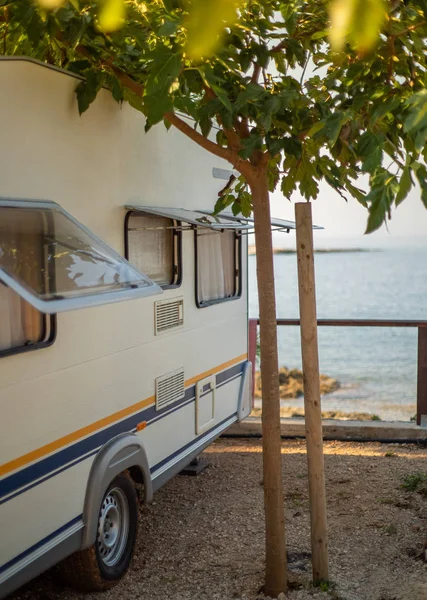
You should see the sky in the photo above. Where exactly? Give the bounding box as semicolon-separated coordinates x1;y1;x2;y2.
268;179;427;249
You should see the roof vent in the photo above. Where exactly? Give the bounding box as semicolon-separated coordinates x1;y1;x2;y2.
156;368;185;411
155;297;184;335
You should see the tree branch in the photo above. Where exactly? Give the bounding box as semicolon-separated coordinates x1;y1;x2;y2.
395;20;426;37
203;84;242;153
110;65;249;171
251;62;262;83
300;52;311;86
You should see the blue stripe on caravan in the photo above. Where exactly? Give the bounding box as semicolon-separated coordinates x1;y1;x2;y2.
0;387;195;502
216;363;243;386
150;413;237;474
0;361;245;503
0;515;82;576
0;450;99;507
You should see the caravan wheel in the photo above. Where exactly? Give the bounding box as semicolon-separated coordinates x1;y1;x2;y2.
59;473;138;591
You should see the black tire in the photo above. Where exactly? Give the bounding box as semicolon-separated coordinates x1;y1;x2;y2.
58;473;138;591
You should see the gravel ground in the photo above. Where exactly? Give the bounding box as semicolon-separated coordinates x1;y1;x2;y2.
11;438;427;600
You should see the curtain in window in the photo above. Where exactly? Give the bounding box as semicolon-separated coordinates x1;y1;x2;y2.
197;230;236;303
0;222;44;352
128;214;174;286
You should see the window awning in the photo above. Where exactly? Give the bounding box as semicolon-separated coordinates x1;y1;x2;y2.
125;206;253;231
200;212;323;232
0;199;162;314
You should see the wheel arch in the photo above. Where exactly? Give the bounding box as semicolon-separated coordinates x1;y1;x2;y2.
81;433;153;549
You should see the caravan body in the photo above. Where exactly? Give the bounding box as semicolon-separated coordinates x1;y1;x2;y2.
0;58;252;598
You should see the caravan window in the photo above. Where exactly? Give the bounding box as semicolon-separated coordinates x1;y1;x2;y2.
0;285;54;356
196;229;241;307
0;212;55;356
125;212;181;288
0;200;161;315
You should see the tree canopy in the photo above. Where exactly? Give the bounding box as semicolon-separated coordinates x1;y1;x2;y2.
2;0;427;232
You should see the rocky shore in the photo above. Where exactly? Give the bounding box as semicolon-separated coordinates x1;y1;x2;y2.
254;366;340;400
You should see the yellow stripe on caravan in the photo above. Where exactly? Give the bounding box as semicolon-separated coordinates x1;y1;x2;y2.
0;395;155;479
0;353;248;478
185;353;247;387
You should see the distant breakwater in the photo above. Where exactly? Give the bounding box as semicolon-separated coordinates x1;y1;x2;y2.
248;247;379;256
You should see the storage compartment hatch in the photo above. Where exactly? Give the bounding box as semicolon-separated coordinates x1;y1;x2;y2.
196;375;215;435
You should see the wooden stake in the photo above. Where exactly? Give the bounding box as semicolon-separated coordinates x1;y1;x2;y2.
295;202;329;584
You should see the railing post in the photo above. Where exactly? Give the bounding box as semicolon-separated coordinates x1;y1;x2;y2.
248;318;257;407
417;327;427;427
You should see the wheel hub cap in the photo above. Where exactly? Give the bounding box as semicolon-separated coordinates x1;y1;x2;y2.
97;487;129;567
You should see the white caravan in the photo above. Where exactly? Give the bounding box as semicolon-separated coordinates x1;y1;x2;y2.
0;57;295;598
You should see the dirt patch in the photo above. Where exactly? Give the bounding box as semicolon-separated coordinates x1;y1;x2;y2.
10;439;427;600
254;368;340;400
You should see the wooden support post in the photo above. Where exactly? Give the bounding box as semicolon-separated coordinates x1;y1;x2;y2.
295;202;329;584
248;318;258;407
417;327;427;427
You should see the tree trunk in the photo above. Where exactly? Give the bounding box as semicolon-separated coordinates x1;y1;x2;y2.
250;172;287;597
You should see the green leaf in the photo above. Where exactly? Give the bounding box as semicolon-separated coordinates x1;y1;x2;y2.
214;194;232;214
324;112;351;146
265;135;283;156
365;190;387;233
361;146;382;172
415;165;427;209
404;91;427;133
143;46;181;123
346;183;367;207
282;137;302;159
145;46;181;98
123;87;144;112
365;171;398;233
210;84;232;113
281;171;297;199
144;94;173;124
239;191;252;217
199;66;233;113
239;132;262;159
232;200;241;216
371;97;400;124
76;71;103;114
235;83;266;110
395;167;412;207
299;176;319;200
356;131;380;159
158;18;179;37
199;115;212;138
414;127;427;152
267;165;280;192
111;77;123;104
311;30;328;41
307;121;325;137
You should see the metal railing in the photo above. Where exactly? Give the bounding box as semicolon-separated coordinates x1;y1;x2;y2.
249;318;427;426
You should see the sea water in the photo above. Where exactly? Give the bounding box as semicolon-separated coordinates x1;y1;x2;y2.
248;239;427;421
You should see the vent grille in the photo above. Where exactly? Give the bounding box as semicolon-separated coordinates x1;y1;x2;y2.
155;297;184;335
156;368;185;411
